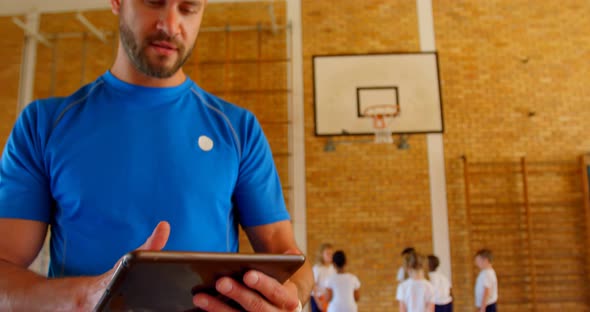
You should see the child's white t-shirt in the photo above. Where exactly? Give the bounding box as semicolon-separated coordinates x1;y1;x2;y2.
325;273;361;312
475;268;498;307
396;278;435;312
397;266;406;281
428;271;452;305
313;264;337;296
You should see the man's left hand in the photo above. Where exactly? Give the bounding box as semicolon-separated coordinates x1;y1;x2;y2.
193;270;300;312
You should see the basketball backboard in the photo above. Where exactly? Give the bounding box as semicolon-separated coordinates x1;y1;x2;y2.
313;52;443;136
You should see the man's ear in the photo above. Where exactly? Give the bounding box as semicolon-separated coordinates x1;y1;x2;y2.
111;0;122;15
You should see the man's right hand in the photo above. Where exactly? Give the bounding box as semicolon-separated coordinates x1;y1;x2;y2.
84;221;171;310
0;220;171;312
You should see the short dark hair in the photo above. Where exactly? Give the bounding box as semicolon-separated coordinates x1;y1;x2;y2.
332;250;347;268
427;255;439;272
401;247;415;256
475;249;493;262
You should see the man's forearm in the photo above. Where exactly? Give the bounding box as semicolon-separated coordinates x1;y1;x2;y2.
0;260;97;312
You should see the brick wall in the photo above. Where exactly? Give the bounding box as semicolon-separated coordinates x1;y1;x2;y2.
0;17;24;150
435;1;590;310
302;0;590;311
2;1;590;311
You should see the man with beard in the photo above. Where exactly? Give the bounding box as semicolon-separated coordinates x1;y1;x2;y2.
0;0;312;311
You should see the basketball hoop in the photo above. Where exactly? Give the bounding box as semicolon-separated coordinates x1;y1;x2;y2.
363;104;401;144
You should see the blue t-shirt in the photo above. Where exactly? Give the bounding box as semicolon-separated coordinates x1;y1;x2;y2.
0;71;289;277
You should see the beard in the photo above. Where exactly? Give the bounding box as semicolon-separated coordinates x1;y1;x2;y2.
118;18;194;79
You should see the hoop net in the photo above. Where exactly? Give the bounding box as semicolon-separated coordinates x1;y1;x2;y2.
363;104;401;144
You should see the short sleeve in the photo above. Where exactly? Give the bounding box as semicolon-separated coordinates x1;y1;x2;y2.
397;267;405;281
426;282;436;303
353;275;361;289
0;103;52;222
312;265;320;282
483;271;494;288
396;283;404;301
233;114;289;227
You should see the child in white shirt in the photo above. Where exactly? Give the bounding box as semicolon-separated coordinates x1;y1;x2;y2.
396;252;435;312
324;250;361;312
474;249;498;312
427;255;453;312
312;243;337;312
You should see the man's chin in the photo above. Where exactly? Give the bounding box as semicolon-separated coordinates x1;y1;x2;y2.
148;69;176;78
135;52;186;78
140;63;179;79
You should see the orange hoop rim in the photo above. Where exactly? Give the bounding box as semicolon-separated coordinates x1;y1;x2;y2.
363;104;401;129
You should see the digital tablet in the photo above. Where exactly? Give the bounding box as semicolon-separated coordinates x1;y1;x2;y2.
93;250;306;312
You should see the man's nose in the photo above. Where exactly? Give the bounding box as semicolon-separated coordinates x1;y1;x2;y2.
156;8;180;37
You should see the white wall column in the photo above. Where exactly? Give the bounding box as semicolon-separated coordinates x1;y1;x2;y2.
17;11;41;113
417;0;452;282
286;0;307;253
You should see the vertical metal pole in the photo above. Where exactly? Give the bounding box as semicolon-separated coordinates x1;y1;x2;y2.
521;157;537;311
580;155;590;300
463;156;474;292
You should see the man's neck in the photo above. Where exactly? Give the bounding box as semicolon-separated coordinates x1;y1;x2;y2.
111;48;186;88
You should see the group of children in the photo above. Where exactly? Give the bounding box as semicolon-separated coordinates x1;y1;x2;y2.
311;243;361;312
310;244;498;312
395;247;450;312
396;247;498;312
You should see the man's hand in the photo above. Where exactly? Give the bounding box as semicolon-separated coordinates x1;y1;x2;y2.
84;221;171;310
193;270;300;312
